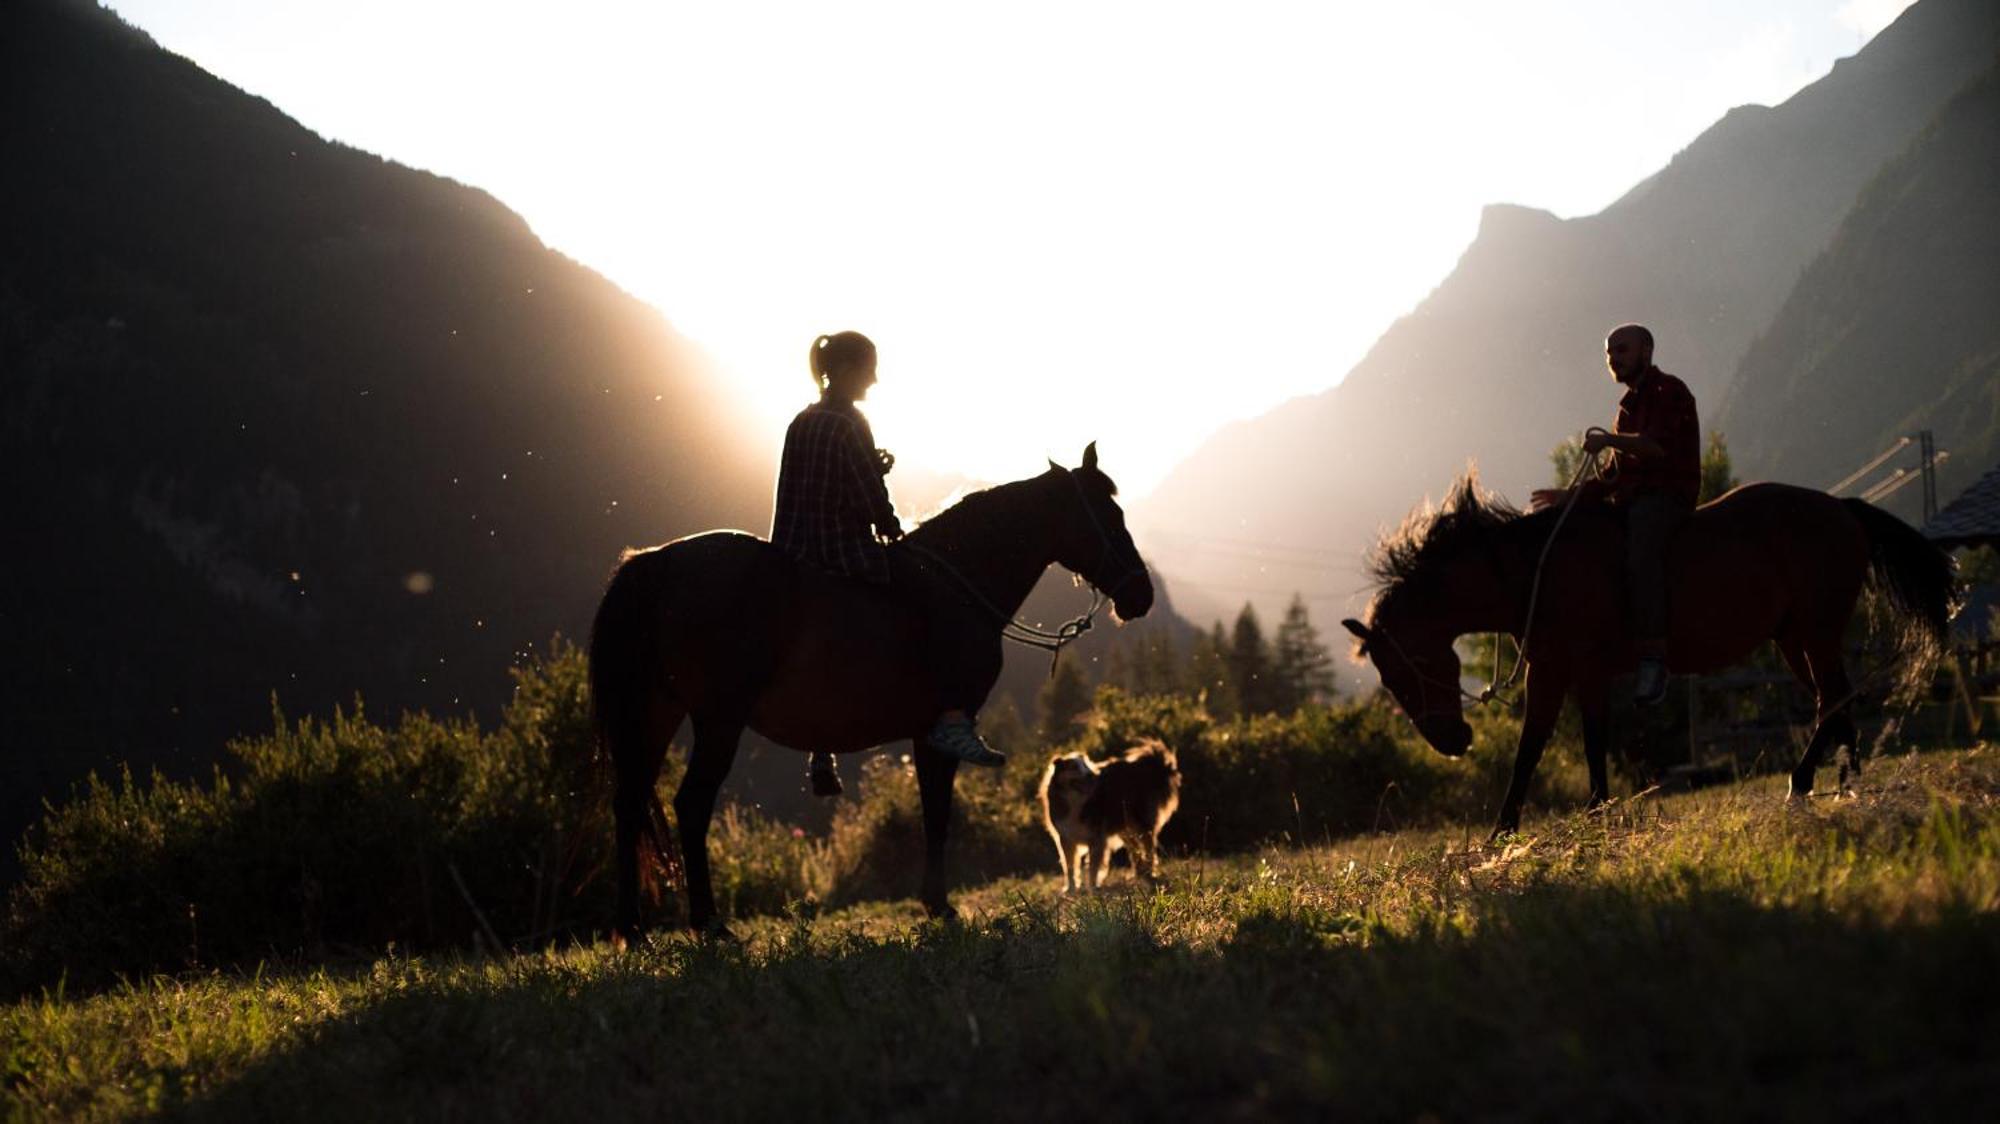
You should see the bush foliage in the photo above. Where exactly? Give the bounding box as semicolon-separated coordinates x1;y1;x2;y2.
5;646;1589;993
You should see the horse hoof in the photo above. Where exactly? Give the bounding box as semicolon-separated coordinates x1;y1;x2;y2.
923;900;961;925
692;918;742;944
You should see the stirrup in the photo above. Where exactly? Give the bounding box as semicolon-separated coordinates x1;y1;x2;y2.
928;718;1006;767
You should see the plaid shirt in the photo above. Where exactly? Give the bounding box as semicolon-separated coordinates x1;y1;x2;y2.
771;397;899;583
1605;366;1700;507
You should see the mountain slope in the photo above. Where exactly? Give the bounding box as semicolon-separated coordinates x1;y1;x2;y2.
1135;0;2000;626
1715;58;2000;513
0;2;1198;857
0;0;773;848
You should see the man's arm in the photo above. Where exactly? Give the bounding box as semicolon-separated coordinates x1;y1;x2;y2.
1584;430;1665;461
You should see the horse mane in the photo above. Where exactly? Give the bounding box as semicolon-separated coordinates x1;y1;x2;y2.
911;476;1038;538
909;464;1118;541
1364;469;1563;621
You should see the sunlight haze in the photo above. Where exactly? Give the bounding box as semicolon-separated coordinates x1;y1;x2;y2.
107;0;1914;496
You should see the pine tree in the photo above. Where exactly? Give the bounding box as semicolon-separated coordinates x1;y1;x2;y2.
1699;431;1738;504
980;693;1031;757
1226;603;1276;715
1271;593;1336;711
1135;630;1182;696
1036;657;1094;746
1190;621;1239;719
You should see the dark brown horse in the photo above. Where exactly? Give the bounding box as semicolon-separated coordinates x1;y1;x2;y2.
588;444;1153;938
1342;474;1954;837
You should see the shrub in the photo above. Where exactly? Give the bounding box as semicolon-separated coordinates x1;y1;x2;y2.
1048;687;1589;851
4;644;728;992
820;750;1050;905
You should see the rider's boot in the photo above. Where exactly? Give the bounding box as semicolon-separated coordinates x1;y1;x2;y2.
927;716;1006;767
808;752;843;797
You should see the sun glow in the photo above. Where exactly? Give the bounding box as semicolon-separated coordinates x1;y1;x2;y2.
108;0;1912;496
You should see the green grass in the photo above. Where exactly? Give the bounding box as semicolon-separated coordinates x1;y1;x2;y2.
8;746;1999;1122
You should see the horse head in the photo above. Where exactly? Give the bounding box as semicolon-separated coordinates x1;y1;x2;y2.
1342;611;1472;757
1048;442;1154;622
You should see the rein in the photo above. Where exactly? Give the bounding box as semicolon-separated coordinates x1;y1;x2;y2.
1476;427;1609;707
1371;428;1610;719
903;470;1146;677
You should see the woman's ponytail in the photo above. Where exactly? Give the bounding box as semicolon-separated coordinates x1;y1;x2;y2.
806;331;877;391
807;334;833;388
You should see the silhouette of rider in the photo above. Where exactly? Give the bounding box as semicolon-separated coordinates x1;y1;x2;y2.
771;331;1006;791
1532;324;1699;705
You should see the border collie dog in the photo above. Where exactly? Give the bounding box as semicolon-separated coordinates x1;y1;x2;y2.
1037;739;1180;893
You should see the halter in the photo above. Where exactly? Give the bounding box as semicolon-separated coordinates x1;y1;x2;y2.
904;468;1147;676
1369;620;1484;727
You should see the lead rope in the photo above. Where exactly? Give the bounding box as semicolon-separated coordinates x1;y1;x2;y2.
899;471;1142;678
1478;427;1611;706
902;540;1104;677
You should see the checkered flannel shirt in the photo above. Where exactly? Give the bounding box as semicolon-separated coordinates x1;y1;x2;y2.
771;397;899;583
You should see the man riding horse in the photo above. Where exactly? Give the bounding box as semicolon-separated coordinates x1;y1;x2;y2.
1532;323;1699;705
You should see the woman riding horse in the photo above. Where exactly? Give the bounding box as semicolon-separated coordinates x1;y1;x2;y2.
773;330;1006;776
591;405;1153;937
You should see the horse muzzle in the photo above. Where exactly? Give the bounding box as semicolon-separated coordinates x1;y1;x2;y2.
1418;715;1473;758
1112;577;1154;622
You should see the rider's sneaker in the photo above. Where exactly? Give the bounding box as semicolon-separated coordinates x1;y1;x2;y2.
1634;659;1669;706
928;717;1006;767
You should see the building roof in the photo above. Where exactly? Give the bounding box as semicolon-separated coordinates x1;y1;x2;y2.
1926;462;2000;549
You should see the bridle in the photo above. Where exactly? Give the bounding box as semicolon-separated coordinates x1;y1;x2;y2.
1369;430;1614;715
1367;619;1483;728
1062;469;1150;608
904;468;1148;674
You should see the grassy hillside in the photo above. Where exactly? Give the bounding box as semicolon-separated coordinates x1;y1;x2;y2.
8;745;1997;1120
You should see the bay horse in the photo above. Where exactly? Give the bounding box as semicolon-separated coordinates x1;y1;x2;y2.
588;444;1152;938
1342;473;1954;838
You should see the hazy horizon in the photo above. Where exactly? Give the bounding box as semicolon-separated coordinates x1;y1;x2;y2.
107;0;1915;498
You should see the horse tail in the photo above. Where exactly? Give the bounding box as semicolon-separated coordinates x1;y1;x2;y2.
588;549;647;765
588;549;684;920
1842;498;1958;695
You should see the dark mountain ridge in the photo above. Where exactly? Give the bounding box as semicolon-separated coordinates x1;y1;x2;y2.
1135;0;2000;628
2;0;773;853
1716;56;2000;509
0;0;1194;861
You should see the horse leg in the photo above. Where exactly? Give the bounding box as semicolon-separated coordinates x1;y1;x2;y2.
1786;638;1860;800
611;697;683;946
1494;663;1569;838
913;734;961;919
673;714;742;934
1136;833;1161;882
1577;673;1613;810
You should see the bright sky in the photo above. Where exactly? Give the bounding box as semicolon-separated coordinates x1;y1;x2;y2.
108;0;1914;498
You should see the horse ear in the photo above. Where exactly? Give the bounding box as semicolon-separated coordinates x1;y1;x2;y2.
1047;457;1063;473
1081;441;1098;471
1341;618;1374;645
